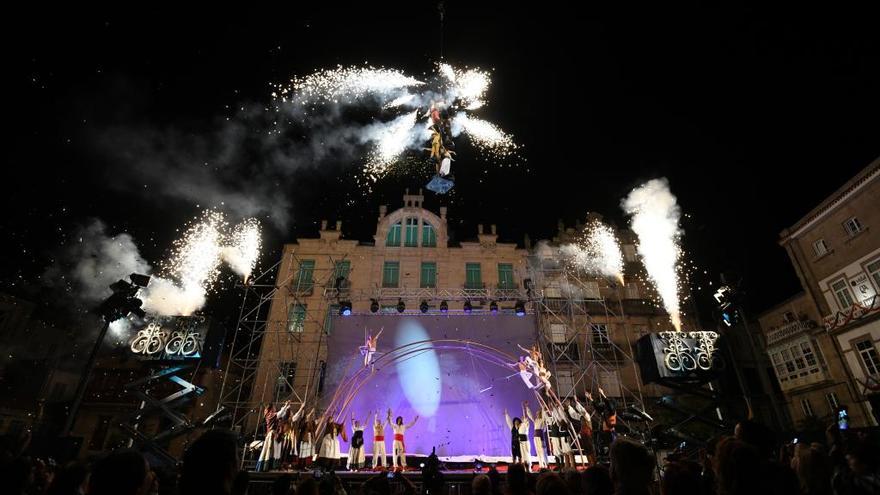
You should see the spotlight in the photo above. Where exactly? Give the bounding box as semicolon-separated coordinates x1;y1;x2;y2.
463;300;472;313
370;299;379;313
397;299;406;313
515;300;526;317
489;301;498;314
420;300;429;313
439;300;448;313
339;301;352;316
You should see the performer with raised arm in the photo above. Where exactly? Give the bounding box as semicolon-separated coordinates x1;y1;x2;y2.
551;403;576;470
525;402;549;470
347;410;369;470
256;400;291;472
297;408;316;469
360;328;384;368
280;402;306;469
317;410;348;470
389;408;419;470
568;396;595;465
504;402;532;469
372;410;389;469
591;387;617;457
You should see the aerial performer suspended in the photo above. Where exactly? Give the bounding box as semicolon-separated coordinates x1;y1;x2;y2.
424;101;456;195
360;327;384;369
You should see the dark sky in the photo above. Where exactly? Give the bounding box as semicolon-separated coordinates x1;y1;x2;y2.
3;4;879;320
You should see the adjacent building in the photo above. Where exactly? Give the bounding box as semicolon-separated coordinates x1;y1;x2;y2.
759;157;880;428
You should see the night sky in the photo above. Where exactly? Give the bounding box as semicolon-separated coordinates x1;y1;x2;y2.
4;4;880;323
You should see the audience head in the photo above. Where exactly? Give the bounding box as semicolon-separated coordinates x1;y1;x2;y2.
536;471;571;495
89;450;153;495
661;460;701;495
791;444;831;495
734;420;775;458
180;429;240;495
610;437;655;495
582;464;613;495
714;437;762;495
506;463;528;495
47;461;89;495
472;474;492;495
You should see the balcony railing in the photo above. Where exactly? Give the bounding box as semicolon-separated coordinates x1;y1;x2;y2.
766;320;816;345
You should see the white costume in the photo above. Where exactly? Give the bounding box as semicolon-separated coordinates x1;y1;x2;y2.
526;407;549;468
439;156;451;176
256;403;290;471
318;423;343;461
347;423;366;469
372;416;388;467
549;406;572;456
504;411;532;467
391;417;418;468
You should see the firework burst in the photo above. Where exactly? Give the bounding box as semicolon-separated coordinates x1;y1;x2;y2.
559;220;625;285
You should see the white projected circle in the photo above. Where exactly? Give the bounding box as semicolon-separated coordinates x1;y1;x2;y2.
394;318;441;417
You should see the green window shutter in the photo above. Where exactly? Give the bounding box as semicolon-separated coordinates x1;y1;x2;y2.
420;262;437;288
383;261;400;288
386;222;402;246
422;222;436;247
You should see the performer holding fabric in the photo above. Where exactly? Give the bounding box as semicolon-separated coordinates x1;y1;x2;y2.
504;402;532;469
256;400;291;472
590;388;617;457
347;411;369;470
296;408;316;469
525;403;549;469
551;404;576;470
388;408;419;470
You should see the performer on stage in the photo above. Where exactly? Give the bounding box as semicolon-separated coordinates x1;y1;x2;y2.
256;400;291;472
347;411;369;470
504;402;532;469
567;397;596;465
360;328;384;368
279;402;306;469
296;408;316;469
525;403;549;469
388;408;419;470
550;404;576;470
516;359;538;389
590;388;617;457
317;413;348;470
372;411;389;469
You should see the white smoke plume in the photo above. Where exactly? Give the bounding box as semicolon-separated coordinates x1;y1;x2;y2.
43;219;153;305
621;178;683;331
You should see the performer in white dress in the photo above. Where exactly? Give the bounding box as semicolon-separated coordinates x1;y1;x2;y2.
525;403;549;469
256;400;291;472
347;411;369;470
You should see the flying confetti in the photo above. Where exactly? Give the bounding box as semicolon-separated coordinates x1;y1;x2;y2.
621;178;683;331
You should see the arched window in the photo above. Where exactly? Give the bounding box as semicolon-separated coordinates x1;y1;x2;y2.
422;221;437;247
404;218;419;247
386;221;401;246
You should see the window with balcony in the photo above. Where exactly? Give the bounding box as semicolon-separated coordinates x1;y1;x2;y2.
855;339;880;376
386;221;402;246
287;304;306;333
422;222;437;247
625;282;640;299
843;217;863;237
498;263;515;289
382;261;400;288
333;260;351;281
465;263;482;289
274;361;297;402
831;279;855;310
812;239;828;257
549;323;567;343
590;324;611;348
556;369;574;396
293;259;315;292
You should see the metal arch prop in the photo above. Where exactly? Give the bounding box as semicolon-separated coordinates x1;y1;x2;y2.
312;338;584;465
